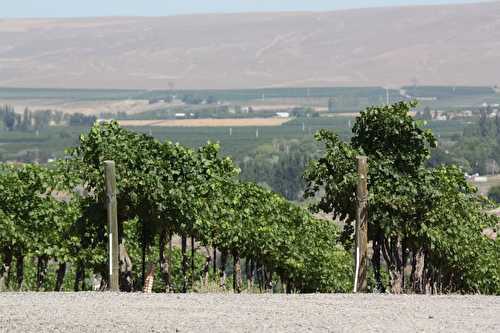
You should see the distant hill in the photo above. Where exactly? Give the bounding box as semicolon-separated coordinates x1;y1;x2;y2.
1;1;499;89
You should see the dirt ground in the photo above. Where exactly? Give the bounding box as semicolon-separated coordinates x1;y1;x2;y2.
0;293;498;332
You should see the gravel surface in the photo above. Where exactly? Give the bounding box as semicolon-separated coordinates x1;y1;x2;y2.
0;293;499;332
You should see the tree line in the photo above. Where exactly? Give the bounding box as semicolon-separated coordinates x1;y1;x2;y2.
428;105;500;175
0;105;96;132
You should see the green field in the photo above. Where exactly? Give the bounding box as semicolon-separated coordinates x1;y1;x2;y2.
0;85;485;161
0;116;469;163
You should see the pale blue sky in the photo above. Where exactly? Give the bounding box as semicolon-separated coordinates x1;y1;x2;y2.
1;0;487;18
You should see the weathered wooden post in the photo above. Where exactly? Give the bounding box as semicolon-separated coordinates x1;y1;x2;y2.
213;247;217;276
143;264;155;294
354;156;368;293
105;160;119;291
191;236;195;289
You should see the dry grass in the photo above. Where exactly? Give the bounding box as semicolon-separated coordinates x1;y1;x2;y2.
118;118;291;127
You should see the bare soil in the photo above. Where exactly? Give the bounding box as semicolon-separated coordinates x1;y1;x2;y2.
0;293;498;332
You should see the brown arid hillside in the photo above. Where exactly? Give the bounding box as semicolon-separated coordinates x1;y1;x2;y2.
0;1;499;89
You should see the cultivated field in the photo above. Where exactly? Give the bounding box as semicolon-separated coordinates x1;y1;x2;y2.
0;293;498;332
0;98;159;115
118;117;291;127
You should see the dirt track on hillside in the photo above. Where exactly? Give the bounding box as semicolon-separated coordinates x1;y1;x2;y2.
0;293;498;332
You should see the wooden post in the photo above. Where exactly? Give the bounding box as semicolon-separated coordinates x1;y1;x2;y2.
191;236;195;289
354;156;368;293
105;161;119;292
213;247;217;276
143;264;155;294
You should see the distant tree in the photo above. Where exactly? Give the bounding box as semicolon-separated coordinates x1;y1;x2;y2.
328;97;335;112
495;112;500;138
33;110;52;130
20;108;33;131
206;96;217;104
181;95;203;105
52;111;64;125
488;186;500;203
15;114;21;129
68;113;97;126
2;105;17;131
423;106;433;120
479;107;490;137
290;107;315;117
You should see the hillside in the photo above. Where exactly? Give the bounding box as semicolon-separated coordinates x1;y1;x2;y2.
0;1;499;89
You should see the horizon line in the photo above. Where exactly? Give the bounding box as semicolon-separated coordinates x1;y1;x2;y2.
0;0;495;20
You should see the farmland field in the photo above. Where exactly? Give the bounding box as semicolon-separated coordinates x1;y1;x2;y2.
0;116;469;162
1;86;499;115
118;117;291;127
0;293;498;332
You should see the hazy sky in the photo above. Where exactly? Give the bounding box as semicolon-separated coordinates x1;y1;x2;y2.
2;0;487;18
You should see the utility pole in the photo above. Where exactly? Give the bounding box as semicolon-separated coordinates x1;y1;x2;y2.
354;156;368;293
105;161;119;291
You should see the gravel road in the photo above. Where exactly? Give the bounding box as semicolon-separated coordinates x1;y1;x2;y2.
0;293;498;332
